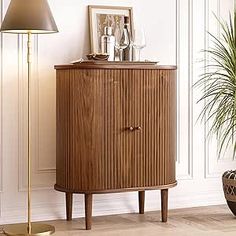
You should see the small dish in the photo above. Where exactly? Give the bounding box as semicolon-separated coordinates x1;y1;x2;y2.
86;53;109;61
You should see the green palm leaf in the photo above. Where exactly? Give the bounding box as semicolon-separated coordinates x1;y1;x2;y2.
195;10;236;158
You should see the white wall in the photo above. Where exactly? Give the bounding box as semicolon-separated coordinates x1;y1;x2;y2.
0;0;235;224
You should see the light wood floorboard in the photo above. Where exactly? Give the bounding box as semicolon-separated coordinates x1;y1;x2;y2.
2;205;236;235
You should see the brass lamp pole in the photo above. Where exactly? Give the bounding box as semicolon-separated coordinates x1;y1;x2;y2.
0;0;58;235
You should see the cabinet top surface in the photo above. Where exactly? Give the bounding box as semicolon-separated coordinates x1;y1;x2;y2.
55;62;177;70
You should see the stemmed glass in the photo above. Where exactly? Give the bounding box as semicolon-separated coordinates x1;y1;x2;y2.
131;28;146;61
114;29;130;61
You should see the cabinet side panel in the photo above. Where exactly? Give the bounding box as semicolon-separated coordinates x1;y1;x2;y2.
56;70;72;189
160;69;177;185
157;69;177;185
169;70;177;182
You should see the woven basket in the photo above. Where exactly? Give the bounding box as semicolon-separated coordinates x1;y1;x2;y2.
222;170;236;216
222;171;236;202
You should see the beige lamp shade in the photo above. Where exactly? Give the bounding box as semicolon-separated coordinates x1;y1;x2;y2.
0;0;58;34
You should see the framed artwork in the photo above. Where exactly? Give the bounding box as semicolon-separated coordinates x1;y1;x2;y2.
88;5;134;53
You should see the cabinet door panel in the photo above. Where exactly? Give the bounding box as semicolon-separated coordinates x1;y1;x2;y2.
88;69;131;191
131;70;176;188
69;69;133;191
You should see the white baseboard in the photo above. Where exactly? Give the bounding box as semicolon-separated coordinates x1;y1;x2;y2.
0;187;226;225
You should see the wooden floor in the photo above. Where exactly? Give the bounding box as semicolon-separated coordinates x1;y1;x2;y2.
2;205;236;235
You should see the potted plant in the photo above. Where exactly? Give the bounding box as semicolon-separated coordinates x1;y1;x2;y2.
196;10;236;215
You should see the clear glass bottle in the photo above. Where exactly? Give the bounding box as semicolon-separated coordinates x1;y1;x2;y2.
114;22;129;61
122;16;132;61
101;26;115;61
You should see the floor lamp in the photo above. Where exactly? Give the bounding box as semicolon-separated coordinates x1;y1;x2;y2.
0;0;58;235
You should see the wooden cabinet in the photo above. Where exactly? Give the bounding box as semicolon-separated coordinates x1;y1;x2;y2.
54;63;177;230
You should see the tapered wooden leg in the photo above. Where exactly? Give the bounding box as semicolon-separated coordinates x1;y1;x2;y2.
66;193;73;221
85;194;93;230
161;189;168;222
138;191;145;214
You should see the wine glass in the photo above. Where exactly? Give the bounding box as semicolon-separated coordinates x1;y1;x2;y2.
114;29;130;61
131;28;146;61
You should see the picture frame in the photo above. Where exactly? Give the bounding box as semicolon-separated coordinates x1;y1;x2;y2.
88;5;134;53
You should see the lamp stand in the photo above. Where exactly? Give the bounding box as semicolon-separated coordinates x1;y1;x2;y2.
3;33;55;236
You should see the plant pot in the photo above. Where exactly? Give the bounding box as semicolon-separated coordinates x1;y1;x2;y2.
222;170;236;216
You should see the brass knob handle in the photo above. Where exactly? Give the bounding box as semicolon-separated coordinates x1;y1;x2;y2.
129;126;134;131
136;126;142;131
127;126;141;131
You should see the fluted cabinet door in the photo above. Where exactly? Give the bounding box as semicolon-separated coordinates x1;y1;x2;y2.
131;70;176;188
57;69;131;191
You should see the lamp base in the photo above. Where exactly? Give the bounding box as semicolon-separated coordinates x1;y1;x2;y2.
3;223;55;236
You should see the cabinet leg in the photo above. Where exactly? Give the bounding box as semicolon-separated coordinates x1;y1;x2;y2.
138;191;145;214
161;189;168;222
66;193;73;221
85;194;93;230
